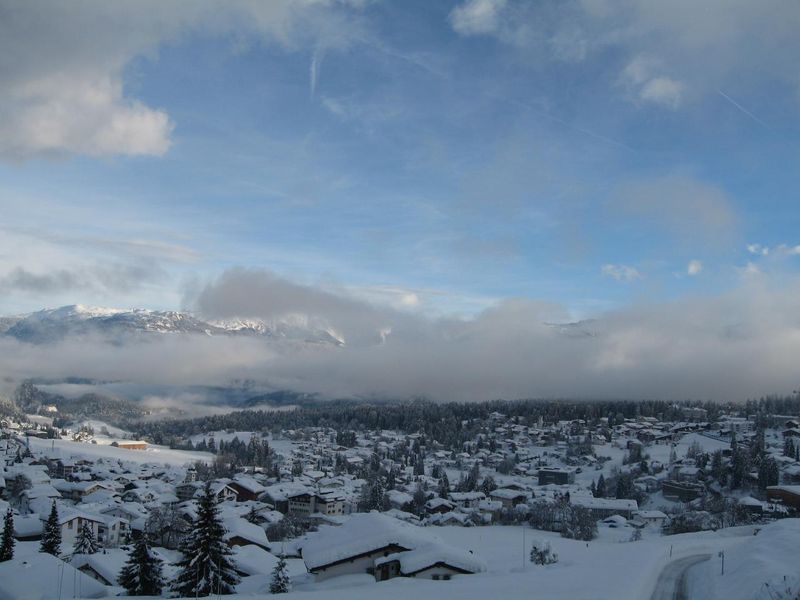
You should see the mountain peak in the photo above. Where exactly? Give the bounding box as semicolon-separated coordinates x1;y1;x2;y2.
1;304;345;347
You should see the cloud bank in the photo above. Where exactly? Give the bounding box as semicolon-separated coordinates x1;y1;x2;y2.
2;268;799;403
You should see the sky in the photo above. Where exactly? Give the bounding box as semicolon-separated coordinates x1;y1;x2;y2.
1;0;800;402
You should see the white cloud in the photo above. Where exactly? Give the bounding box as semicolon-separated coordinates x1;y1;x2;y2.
747;243;770;256
449;0;507;36
776;244;800;256
740;261;762;276
687;259;703;276
447;0;800;107
601;263;641;282
5;268;800;402
0;1;367;161
638;76;684;109
621;57;684;109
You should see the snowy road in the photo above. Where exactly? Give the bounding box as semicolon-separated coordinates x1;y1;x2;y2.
649;554;711;600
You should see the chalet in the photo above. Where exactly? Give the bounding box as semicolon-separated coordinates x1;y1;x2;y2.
374;545;484;581
302;513;483;582
425;497;455;515
766;485;800;509
20;484;61;512
0;552;107;599
538;468;575;486
229;475;266;502
115;441;148;450
662;480;705;502
571;496;638;520
489;488;528;508
448;491;485;509
176;482;200;502
263;482;312;514
222;516;271;550
632;510;667;528
288;491;345;517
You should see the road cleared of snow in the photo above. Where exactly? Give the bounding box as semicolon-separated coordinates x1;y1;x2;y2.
650;554;711;600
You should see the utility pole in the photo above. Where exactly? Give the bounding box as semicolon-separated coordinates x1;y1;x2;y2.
522;524;526;570
718;550;725;575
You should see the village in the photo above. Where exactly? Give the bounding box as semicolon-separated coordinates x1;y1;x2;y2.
0;403;799;599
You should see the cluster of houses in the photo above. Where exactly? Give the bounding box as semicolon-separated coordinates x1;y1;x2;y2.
1;405;799;594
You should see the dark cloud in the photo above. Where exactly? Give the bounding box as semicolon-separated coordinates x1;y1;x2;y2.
0;262;164;296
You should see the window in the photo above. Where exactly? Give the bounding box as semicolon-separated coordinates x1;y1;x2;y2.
432;575;440;581
67;521;73;529
443;575;452;581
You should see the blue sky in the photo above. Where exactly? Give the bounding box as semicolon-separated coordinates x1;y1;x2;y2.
2;0;800;320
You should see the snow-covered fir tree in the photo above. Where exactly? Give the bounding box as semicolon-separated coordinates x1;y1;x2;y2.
73;521;98;555
40;501;62;556
529;539;558;565
269;554;291;594
172;482;240;597
0;508;14;562
119;534;164;596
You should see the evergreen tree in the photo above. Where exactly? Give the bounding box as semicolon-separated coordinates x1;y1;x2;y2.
119;534;164;596
172;482;240;597
269;554;291;594
480;475;497;496
783;437;795;458
245;505;260;525
589;480;597;498
40;501;62;556
561;506;597;541
0;509;14;562
529;539;558;565
596;474;606;497
73;522;98;555
437;472;450;498
757;456;780;490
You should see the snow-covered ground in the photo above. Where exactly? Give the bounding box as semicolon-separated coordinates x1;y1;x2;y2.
687;519;800;600
230;523;763;600
23;435;213;466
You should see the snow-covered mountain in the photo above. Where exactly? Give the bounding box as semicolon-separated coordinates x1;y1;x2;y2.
1;304;345;346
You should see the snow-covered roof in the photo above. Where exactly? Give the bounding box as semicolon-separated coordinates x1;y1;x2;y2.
490;488;528;500
449;492;485;502
231;544;279;576
0;551;107;599
571;497;638;511
232;474;267;494
375;543;485;575
71;549;128;585
302;512;437;571
223;516;271;548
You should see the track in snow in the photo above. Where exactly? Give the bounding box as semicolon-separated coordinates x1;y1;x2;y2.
650;554;711;600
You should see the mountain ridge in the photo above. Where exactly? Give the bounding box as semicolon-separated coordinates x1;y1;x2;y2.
1;304;346;346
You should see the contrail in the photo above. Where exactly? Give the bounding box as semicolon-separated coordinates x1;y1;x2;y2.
507;97;637;153
718;90;771;130
310;47;324;99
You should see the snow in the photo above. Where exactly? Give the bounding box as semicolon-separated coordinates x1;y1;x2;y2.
231;544;279;576
687;519;800;600
375;543;486;575
302;512;452;571
24;435;213;466
0;543;108;599
201;522;763;600
71;548;128;585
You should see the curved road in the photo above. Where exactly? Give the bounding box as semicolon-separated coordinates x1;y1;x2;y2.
650;554;711;600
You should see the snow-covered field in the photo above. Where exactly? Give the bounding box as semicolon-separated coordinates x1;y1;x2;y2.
687;519;800;600
24;435;214;466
